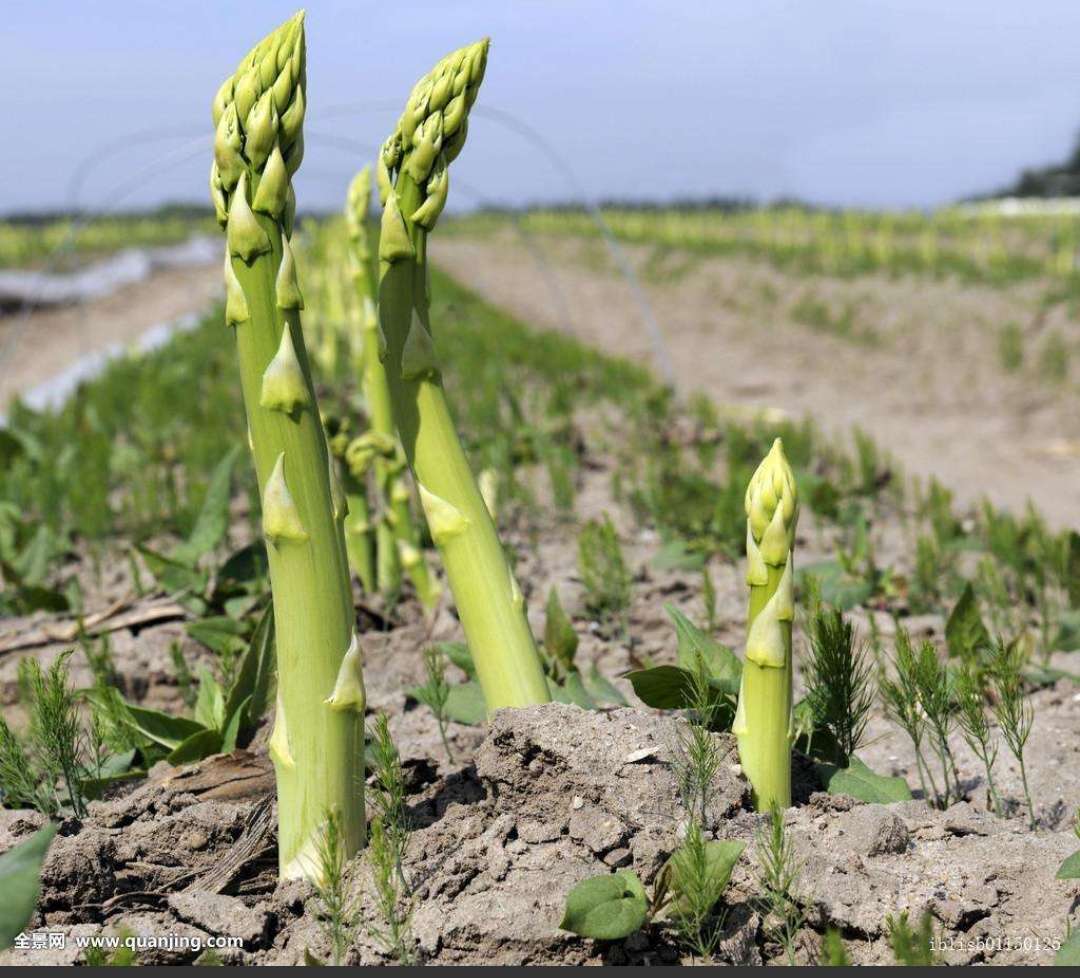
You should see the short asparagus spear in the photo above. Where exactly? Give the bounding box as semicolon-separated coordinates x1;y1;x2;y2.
733;439;799;810
211;11;365;879
345;168;440;608
376;40;550;709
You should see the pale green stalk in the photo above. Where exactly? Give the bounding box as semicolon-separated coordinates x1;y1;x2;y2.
211;11;365;879
375;40;549;709
345;169;440;608
734;439;798;809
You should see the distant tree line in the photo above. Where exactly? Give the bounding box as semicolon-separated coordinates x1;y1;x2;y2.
992;130;1080;198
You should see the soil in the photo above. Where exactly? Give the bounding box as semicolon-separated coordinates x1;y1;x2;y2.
1;245;1079;965
432;230;1080;529
1;702;1076;966
2;465;1078;965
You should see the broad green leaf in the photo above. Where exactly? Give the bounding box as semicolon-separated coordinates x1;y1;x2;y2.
651;538;707;572
0;822;59;951
1053;609;1080;653
583;663;628;706
167;728;224;765
816;755;912;804
627;665;696;710
1025;664;1080;688
560;871;649;940
1056;849;1080;880
796;561;872;611
120;702;206;750
172;446;241;566
216;543;269;593
437;642;475;679
667;604;740;685
945;583;990;661
626;665;736;731
662;839;745;917
561;671;598;710
544;588;579;671
444;681;486;726
548;676;573;705
224;602;275;733
9;583;69;614
13;526;62;587
1057;929;1080;965
138;545;207;597
186;616;247;657
220;696;251;754
194;667;226;732
80;751;144;800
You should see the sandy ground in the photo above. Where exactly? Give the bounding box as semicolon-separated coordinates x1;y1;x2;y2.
0;265;221;409
432;231;1080;529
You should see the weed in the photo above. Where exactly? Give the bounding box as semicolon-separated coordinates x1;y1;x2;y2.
886;909;938;966
3;652;92;818
805;608;874;763
578;515;632;629
412;648;455;763
954;667;1002;816
673;662;727;825
1038;330;1070;384
702;566;718;633
365;715;415;964
753;805;805;965
313;809;355;966
820;928;852;965
666;821;730;961
880;630;950;807
997;321;1024;372
990;641;1036;828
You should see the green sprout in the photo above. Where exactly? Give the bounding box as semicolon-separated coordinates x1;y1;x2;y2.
211;11;365;879
734;439;799;811
374;39;549;711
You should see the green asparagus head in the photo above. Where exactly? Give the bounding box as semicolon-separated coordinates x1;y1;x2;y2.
378;38;490;232
210;11;306;231
745;438;798;572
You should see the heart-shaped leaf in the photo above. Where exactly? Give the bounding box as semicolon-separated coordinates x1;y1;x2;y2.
444;680;486;726
1056;849;1080;880
560;870;649;941
816;755;912;804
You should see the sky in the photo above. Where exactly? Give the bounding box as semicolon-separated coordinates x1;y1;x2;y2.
5;1;1080;215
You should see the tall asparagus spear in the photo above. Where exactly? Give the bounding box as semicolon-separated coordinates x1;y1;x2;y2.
733;439;799;810
210;11;365;879
376;40;550;709
345;168;440;608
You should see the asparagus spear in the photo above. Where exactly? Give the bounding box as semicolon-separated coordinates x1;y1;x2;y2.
376;40;549;709
733;439;799;810
345;168;440;608
211;11;365;879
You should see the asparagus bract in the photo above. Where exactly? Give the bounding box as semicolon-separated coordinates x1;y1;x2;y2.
211;11;365;879
376;41;550;709
345;168;440;608
733;439;799;809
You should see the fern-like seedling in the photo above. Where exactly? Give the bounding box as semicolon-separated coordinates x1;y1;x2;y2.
805;607;873;763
